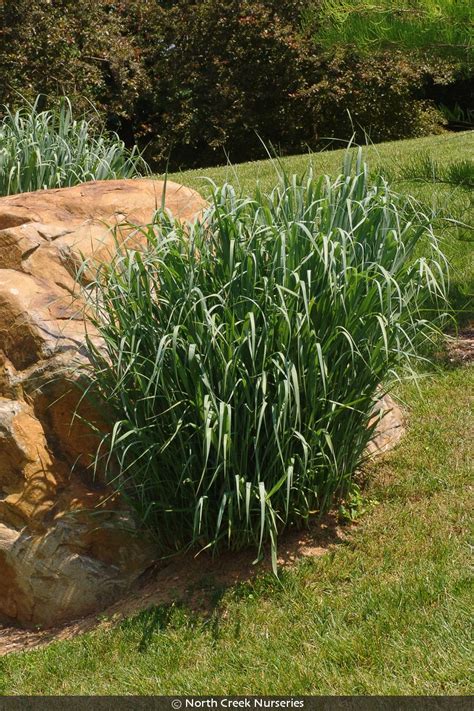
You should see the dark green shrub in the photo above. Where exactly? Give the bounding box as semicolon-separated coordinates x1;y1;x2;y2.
0;0;147;135
297;49;450;145
0;0;467;170
132;0;317;168
83;156;447;566
125;1;456;167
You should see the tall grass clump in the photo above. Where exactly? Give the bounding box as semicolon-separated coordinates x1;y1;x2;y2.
83;153;447;568
0;98;148;196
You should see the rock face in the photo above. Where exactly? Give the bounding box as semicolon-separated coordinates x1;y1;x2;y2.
0;178;404;630
367;394;405;457
0;179;207;628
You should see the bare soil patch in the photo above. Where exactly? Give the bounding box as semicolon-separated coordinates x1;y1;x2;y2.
446;326;474;364
0;515;345;657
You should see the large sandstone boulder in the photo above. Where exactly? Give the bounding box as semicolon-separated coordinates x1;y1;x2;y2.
0;179;207;628
0;178;404;630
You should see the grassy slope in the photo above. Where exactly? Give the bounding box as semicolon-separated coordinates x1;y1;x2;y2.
301;0;473;62
170;132;472;193
1;132;473;695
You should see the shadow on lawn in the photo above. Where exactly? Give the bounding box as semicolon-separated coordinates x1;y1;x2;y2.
0;514;346;657
119;513;346;652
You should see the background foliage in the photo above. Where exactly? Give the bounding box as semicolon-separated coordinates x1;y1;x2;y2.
0;0;471;169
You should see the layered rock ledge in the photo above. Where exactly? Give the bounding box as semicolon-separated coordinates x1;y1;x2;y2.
0;179;207;628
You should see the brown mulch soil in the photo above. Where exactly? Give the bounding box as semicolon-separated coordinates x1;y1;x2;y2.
0;515;346;657
445;325;474;364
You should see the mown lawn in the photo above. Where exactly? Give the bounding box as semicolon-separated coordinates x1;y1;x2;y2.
1;131;472;695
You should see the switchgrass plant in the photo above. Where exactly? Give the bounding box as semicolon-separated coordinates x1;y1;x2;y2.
83;153;448;568
0;97;148;196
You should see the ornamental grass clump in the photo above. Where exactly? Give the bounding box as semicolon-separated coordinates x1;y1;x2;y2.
84;153;447;568
0;98;148;196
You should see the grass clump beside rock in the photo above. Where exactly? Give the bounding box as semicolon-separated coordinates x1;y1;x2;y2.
84;153;448;568
0;98;148;197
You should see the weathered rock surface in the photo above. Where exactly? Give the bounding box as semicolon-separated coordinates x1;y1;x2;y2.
0;178;404;630
0;179;207;628
367;394;405;457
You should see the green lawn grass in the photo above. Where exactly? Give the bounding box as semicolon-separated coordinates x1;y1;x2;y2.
1;131;472;695
303;0;473;63
170;132;472;194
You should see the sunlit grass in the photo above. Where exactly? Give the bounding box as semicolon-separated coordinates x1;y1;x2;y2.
400;151;474;187
303;0;473;62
